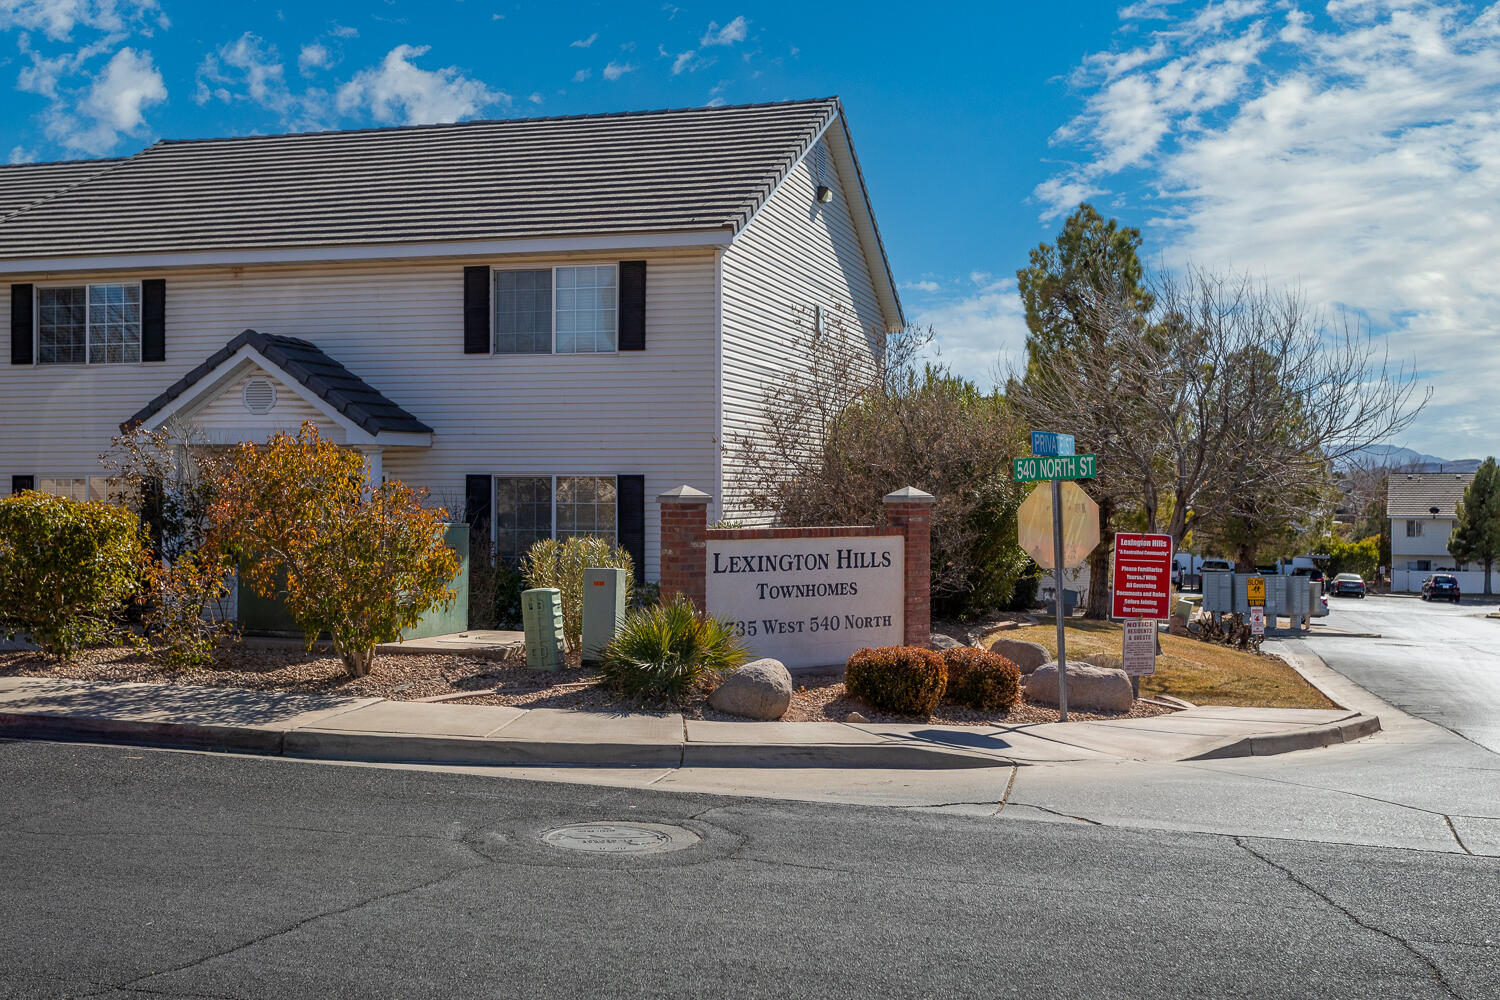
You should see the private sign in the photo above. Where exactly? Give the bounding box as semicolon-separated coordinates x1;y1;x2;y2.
1013;454;1098;482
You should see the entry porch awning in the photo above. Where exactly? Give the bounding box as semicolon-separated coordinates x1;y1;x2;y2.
121;329;432;450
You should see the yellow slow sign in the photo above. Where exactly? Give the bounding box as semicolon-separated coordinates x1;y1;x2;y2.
1246;576;1266;607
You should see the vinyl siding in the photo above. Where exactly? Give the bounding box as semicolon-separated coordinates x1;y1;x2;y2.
0;250;718;577
188;366;342;444
718;135;888;523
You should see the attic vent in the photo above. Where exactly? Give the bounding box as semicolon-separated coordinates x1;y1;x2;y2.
242;377;277;414
808;141;830;186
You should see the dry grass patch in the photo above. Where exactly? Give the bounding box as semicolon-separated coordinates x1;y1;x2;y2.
988;619;1335;710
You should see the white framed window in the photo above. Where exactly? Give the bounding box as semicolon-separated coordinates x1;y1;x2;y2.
493;265;617;355
36;282;142;365
1406;519;1423;538
492;474;618;560
37;477;112;502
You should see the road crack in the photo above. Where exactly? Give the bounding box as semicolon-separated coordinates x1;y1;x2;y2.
1235;836;1464;998
116;858;493;992
1443;816;1475;856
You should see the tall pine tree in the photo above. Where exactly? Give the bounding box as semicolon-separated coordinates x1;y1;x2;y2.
1450;457;1500;595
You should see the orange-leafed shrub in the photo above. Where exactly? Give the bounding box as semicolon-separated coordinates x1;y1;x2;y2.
845;646;947;716
942;647;1021;712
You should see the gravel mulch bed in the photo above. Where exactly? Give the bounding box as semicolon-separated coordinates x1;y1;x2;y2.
1;645;1174;726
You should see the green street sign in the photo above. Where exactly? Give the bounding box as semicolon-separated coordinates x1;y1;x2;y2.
1013;454;1099;482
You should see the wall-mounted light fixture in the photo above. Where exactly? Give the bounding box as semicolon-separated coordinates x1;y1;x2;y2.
815;184;833;204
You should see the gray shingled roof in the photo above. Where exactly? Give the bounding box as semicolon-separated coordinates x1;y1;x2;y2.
0;158;121;220
1387;472;1475;519
0;99;840;260
123;330;432;437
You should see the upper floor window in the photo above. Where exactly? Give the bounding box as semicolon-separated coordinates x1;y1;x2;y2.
1406;519;1423;538
494;265;616;355
37;283;142;365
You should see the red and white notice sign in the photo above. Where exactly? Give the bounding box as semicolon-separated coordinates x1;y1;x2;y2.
1111;532;1174;619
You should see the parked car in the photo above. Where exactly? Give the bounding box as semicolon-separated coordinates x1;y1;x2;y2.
1291;567;1326;584
1200;559;1234;573
1421;574;1462;603
1330;573;1367;598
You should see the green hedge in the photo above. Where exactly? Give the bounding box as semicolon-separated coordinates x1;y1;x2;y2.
0;492;145;659
845;646;947;716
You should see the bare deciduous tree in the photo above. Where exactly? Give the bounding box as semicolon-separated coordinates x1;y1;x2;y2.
732;315;1032;612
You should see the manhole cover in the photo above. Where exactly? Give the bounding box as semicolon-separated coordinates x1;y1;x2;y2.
540;822;700;855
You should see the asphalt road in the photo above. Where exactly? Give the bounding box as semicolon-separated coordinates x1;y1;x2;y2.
2;739;1498;1000
1306;594;1500;754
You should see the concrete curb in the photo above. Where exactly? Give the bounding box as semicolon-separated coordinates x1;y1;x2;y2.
1185;712;1380;760
0;710;1012;770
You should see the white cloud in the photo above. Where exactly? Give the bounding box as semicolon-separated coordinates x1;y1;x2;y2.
700;15;748;46
912;274;1030;386
901;280;942;293
9;145;38;163
570;32;598;48
298;41;331;75
1042;0;1500;458
336;44;509;125
527;91;543;104
602;59;635;81
45;45;165;154
0;0;164;42
671;49;698;74
572;67;591;82
196;33;290;111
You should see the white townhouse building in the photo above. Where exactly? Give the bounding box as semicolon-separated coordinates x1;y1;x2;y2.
1387;471;1476;592
0;98;903;582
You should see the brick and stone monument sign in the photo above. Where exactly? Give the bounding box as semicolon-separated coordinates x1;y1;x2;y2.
658;485;934;670
705;534;905;668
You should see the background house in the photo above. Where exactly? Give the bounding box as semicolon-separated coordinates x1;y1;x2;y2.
1388;471;1476;591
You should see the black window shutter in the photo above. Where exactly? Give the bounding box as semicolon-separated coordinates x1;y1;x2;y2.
618;261;646;351
10;284;33;365
141;279;166;362
465;474;492;548
140;476;165;556
463;266;491;354
11;475;34;494
616;474;645;583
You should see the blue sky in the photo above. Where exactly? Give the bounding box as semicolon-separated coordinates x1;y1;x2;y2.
3;0;1498;459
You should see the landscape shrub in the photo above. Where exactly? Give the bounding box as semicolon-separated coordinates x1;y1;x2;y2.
599;594;748;703
469;551;525;630
209;423;460;678
0;492;146;660
941;647;1021;712
521;536;635;651
845;646;947;716
141;551;235;668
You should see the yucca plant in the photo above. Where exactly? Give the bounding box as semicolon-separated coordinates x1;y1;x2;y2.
599;594;749;703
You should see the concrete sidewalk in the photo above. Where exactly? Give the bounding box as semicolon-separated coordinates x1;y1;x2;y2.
0;675;1378;770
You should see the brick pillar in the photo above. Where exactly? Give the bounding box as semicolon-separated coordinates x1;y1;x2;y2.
884;486;936;648
658;485;711;611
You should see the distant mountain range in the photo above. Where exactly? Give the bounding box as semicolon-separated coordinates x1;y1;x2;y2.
1342;445;1481;474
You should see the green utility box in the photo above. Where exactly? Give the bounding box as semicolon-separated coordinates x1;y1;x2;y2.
581;567;628;664
237;522;470;639
522;587;565;672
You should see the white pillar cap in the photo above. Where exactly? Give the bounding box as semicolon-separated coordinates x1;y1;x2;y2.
883;486;936;504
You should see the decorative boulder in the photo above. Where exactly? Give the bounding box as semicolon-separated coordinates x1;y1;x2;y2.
710;658;794;720
930;633;965;650
1025;660;1134;713
990;638;1050;675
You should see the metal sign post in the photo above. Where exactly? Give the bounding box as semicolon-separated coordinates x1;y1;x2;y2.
1050;476;1069;721
1016;431;1104;724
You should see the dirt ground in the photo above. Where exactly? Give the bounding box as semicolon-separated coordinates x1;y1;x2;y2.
0;640;1174;726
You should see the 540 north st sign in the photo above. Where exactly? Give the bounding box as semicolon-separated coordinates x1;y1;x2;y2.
1012;454;1099;482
